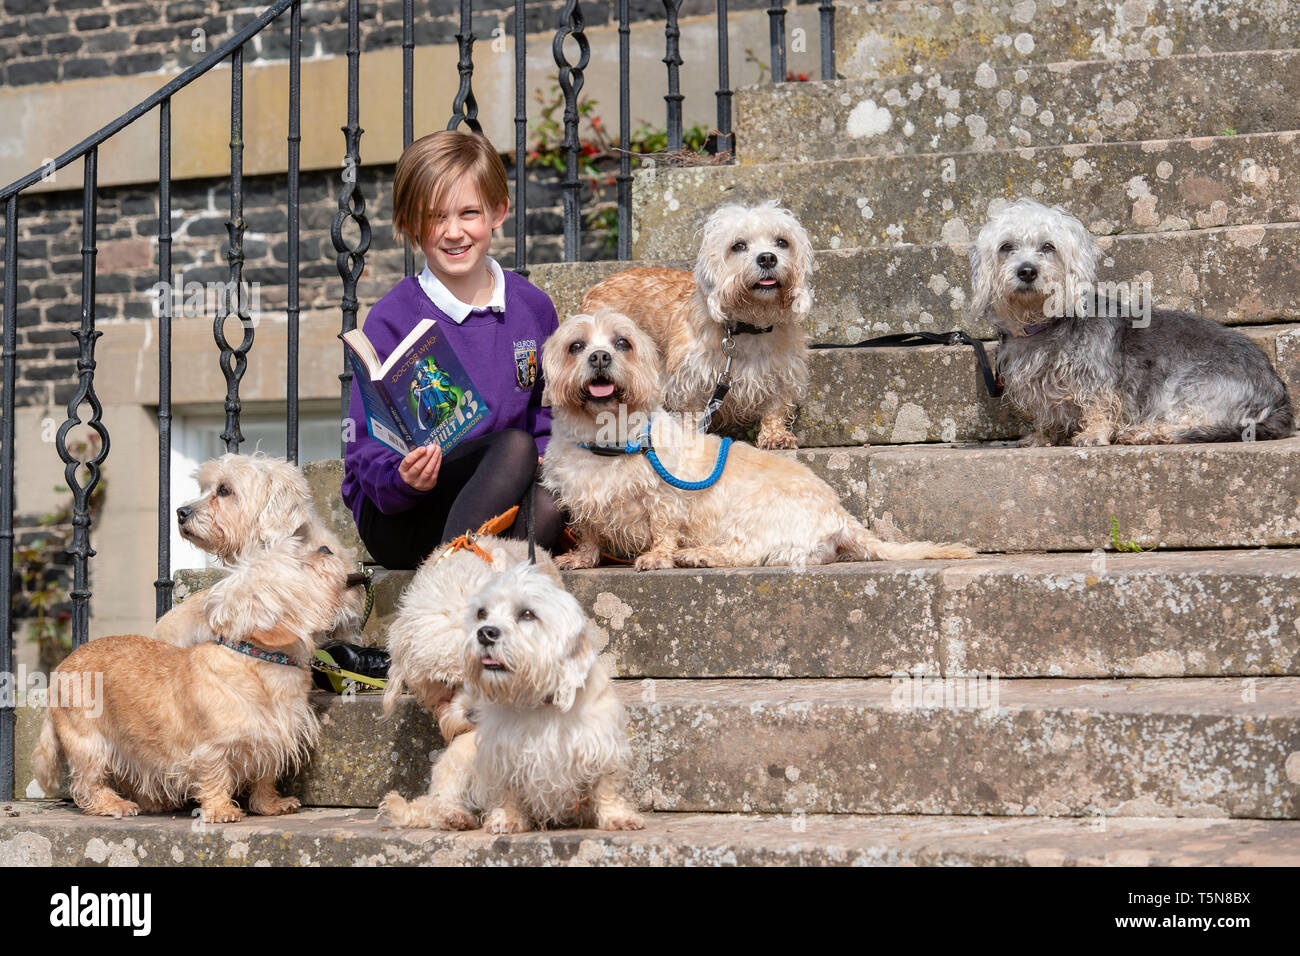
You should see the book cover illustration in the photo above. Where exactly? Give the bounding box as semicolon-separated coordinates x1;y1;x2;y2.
342;317;489;456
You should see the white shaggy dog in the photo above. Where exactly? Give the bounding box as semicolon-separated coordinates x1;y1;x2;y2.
378;533;558;830
382;562;643;833
542;310;977;570
581;200;814;449
971;198;1294;446
34;533;355;822
154;453;363;648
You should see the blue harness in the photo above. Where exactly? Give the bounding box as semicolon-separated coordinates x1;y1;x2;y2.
579;425;732;491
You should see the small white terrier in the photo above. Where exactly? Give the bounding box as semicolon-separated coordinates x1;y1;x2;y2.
383;563;643;833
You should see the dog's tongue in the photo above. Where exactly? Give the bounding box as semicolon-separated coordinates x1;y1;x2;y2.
757;278;778;287
588;382;616;398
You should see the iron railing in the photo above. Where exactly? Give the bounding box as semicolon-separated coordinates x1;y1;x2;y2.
0;0;838;799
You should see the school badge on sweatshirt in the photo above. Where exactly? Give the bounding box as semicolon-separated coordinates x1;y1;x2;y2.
513;339;538;389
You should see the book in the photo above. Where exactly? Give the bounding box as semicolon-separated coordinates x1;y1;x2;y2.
341;318;489;456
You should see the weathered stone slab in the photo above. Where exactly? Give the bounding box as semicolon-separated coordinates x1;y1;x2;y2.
4;804;1298;866
836;0;1300;80
533;224;1300;344
623;677;1300;817
798;436;1300;552
279;679;1300;816
564;551;1300;679
631;131;1300;257
303;459;369;563
741;50;1300;164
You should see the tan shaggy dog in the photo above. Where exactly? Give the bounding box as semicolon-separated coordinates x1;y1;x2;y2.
33;535;356;822
542;311;977;570
379;534;558;830
580;200;814;449
383;562;642;832
154;452;362;648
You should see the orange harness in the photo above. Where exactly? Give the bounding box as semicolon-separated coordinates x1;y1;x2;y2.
431;506;521;566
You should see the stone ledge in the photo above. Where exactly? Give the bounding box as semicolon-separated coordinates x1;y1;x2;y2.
743;50;1300;165
836;0;1300;80
632;131;1300;257
3;805;1297;866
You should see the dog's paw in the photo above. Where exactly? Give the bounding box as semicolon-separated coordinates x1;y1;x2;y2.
94;797;140;819
251;795;300;816
634;552;675;572
672;547;720;568
201;803;244;824
756;429;798;450
598;810;646;831
554;550;598;571
1017;433;1055;447
439;807;479;831
1071;433;1111;447
483;807;531;834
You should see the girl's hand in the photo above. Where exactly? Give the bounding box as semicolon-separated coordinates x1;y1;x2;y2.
399;443;442;491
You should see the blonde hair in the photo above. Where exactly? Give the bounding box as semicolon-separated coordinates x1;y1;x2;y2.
392;130;510;245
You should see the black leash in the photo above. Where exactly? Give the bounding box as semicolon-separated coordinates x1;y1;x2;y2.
810;330;1004;398
522;479;537;565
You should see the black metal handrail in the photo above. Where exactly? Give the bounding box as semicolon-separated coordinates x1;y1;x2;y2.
0;0;838;801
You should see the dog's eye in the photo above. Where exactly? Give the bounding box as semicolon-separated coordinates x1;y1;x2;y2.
567;340;585;354
1040;242;1056;254
731;241;747;253
998;242;1015;255
476;608;487;621
317;546;333;556
775;238;789;248
216;484;232;497
614;337;631;352
518;609;536;622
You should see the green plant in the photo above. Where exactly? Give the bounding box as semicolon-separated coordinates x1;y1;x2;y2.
1222;127;1238;136
1108;516;1148;553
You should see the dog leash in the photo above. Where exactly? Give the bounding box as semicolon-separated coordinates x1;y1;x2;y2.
579;424;733;491
696;321;779;433
810;330;1004;398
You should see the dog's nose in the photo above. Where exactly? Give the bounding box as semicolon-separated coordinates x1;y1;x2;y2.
477;625;500;646
176;504;193;524
1017;264;1038;284
588;349;611;371
756;251;777;270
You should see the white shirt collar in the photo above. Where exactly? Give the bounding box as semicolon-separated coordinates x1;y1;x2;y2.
417;256;506;324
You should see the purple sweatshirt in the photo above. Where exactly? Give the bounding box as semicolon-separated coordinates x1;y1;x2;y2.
342;271;557;521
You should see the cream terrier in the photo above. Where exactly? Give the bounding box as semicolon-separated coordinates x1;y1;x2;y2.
580;200;814;449
154;452;362;648
33;534;355;822
542;311;977;570
382;563;643;833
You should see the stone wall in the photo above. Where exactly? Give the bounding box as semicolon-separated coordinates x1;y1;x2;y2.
1;0;776;86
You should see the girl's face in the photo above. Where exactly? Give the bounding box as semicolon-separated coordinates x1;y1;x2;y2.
421;172;508;283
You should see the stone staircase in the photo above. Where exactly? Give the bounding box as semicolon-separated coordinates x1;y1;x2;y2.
7;0;1300;866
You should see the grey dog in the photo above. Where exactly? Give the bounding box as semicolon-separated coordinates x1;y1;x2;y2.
970;199;1294;446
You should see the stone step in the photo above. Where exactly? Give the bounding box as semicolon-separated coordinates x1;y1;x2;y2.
740;49;1300;165
836;0;1300;80
531;223;1300;345
155;549;1300;680
300;432;1300;564
797;323;1298;446
805;436;1300;553
293;678;1300;816
631;130;1300;258
4;804;1297;866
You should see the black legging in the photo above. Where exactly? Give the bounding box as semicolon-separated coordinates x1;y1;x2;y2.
357;428;566;570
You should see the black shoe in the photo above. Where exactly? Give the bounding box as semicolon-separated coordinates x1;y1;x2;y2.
312;641;390;693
